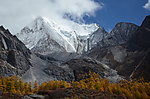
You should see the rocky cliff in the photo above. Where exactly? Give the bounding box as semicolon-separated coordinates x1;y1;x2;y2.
87;22;139;50
87;15;150;81
0;26;31;76
128;15;150;80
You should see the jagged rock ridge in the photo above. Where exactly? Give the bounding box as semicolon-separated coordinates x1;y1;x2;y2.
0;26;31;76
87;22;139;51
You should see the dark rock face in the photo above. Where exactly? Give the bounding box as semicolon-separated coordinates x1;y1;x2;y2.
109;22;139;45
87;22;139;51
88;45;150;80
64;58;105;81
88;15;150;81
99;22;138;48
130;50;150;81
0;59;17;76
141;15;150;28
39;56;122;82
128;15;150;80
43;58;106;81
0;26;31;76
44;64;75;81
128;15;150;50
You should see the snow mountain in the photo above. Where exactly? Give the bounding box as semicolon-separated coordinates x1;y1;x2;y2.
17;17;99;54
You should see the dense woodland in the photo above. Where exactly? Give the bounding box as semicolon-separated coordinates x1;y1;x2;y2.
0;72;150;99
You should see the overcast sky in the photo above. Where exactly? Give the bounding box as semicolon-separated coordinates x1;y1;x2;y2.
0;0;150;34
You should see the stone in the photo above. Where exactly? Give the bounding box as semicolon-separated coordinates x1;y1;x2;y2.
0;26;31;76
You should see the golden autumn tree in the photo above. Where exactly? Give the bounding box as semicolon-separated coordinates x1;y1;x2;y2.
33;81;38;92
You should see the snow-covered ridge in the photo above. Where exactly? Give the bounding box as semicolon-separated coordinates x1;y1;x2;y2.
17;16;99;54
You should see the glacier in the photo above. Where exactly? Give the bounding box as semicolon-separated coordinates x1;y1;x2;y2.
17;17;99;54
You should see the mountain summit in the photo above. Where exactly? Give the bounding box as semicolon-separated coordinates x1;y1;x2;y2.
17;17;99;54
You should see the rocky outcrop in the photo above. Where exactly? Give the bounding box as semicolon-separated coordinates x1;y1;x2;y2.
128;15;150;80
128;15;150;50
0;26;31;76
97;22;138;48
87;27;108;50
87;22;138;51
25;56;122;83
129;50;150;81
0;59;17;76
141;15;150;28
87;15;150;81
108;22;138;45
88;45;149;80
44;64;75;81
64;58;106;81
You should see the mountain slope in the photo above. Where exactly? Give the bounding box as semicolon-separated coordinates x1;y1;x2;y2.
17;17;99;54
0;26;31;76
17;17;74;54
88;22;138;50
87;27;108;50
87;15;150;81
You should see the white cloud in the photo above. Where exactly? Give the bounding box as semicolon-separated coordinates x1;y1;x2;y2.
143;0;150;10
0;0;103;34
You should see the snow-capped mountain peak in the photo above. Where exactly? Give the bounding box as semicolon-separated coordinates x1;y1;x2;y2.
17;16;99;54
